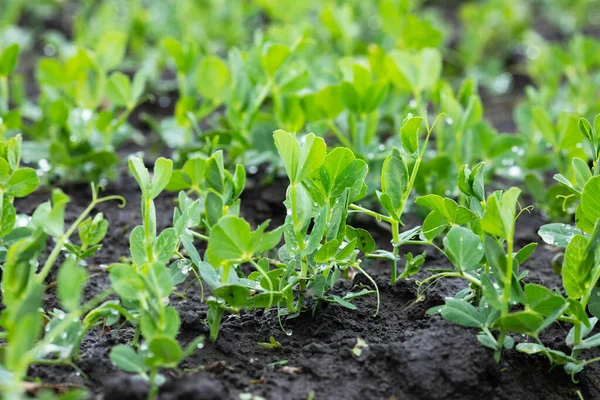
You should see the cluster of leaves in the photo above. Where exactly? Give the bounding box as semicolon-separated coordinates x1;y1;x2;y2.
0;135;126;398
413;113;600;378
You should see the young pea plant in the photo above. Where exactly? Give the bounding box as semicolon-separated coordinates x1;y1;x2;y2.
107;157;204;399
0;183;124;399
161;37;302;158
413;164;556;362
511;176;600;378
28;36;147;183
273;129;380;316
349;113;443;285
302;62;388;156
528;113;600;222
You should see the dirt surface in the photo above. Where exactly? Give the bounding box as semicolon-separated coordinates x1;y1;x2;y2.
15;171;600;400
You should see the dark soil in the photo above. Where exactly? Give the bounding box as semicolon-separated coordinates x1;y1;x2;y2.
15;170;600;400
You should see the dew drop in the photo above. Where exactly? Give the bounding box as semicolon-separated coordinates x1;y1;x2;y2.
286;209;292;216
43;44;57;56
409;99;418;108
81;109;93;121
286;329;293;336
248;166;258;175
197;342;205;349
60;332;68;339
445;117;454;125
158;96;171;108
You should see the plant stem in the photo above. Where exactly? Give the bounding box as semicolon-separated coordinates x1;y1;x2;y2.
36;192;125;284
390;221;400;285
348;204;395;223
148;367;159;400
190;230;209;241
353;263;380;317
495;234;515;361
143;197;155;263
327;120;352;148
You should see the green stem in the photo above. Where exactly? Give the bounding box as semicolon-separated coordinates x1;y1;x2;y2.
148;367;159;400
419;271;481;288
495;234;515;361
354;264;380;317
327;120;352;148
501;237;514;313
143;197;155;263
348;204;395;223
390;221;400;285
190;230;209;241
36;192;125;284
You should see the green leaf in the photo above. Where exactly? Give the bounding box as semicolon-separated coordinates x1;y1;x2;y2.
524;283;566;316
572;158;592;193
109;263;146;302
400;116;422;154
421;210;448;241
484;235;508;286
57;257;88;312
515;243;537;264
589;288;600;319
153;228;178;265
443;226;484;272
562;223;600;299
0;44;20;76
150;158;173;199
381;148;408;213
129;157;150;195
576;176;600;233
440;298;484;328
578;117;594;146
563;234;592;299
481;188;521;239
110;345;146;373
129;226;148;266
148;336;183;367
316;148;368;198
0;198;16;237
207;216;252;266
95;31;127;70
3;232;45;305
538;224;582;248
5;168;39;197
212;284;251;308
196;55;230;102
79;213;108;246
261;43;290;77
346;226;375;254
106;71;131;108
533;107;557;145
30;189;69;237
495;311;544;335
516;343;576;365
273;130;326;184
573;333;600;351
